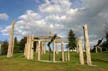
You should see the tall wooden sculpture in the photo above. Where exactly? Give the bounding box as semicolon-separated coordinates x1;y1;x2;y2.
7;20;15;58
83;24;92;65
61;41;64;62
25;35;34;60
77;38;84;65
47;34;57;61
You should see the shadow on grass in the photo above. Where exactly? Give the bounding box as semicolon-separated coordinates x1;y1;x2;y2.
93;59;108;63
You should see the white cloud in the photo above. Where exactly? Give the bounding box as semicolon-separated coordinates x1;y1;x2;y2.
2;9;64;36
0;13;9;20
39;0;71;14
0;27;2;32
1;25;11;35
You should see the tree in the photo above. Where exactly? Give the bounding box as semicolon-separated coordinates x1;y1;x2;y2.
18;37;27;52
1;40;8;55
14;37;19;53
67;29;77;50
105;32;108;42
100;31;108;51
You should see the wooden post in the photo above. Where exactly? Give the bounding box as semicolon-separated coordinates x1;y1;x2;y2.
29;35;34;60
26;36;31;59
25;35;34;60
41;42;43;54
67;48;70;61
53;40;56;62
37;40;41;61
26;36;29;59
24;43;27;57
40;42;42;55
61;41;64;62
43;42;46;54
7;20;15;58
83;24;92;65
95;46;98;53
65;52;67;62
76;39;79;53
77;38;84;65
96;46;102;53
99;46;102;53
41;42;46;54
55;43;59;54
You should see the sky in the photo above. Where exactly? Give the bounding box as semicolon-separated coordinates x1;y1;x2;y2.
0;0;108;47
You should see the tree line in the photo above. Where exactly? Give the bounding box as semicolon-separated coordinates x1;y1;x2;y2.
1;29;108;55
1;37;27;55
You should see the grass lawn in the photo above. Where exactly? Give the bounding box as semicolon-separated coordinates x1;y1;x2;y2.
0;52;108;71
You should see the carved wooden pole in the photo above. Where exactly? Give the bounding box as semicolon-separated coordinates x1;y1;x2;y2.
41;42;46;54
41;42;43;54
53;40;56;62
95;46;98;53
29;35;34;60
24;37;27;58
67;48;70;61
65;52;67;62
40;42;42;55
61;41;64;62
7;20;15;58
99;46;102;53
25;36;29;59
24;43;27;57
55;43;59;54
26;35;34;60
26;36;31;59
43;42;46;54
37;40;41;61
25;43;27;57
83;24;92;65
76;39;79;53
77;38;84;65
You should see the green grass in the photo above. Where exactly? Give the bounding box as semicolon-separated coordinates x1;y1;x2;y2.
0;52;108;71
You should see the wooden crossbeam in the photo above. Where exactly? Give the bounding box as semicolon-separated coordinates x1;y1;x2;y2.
33;39;68;43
